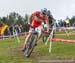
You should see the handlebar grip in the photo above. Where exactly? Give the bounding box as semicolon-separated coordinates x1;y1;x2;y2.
44;31;49;34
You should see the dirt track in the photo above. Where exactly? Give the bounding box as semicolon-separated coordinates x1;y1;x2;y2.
7;46;75;63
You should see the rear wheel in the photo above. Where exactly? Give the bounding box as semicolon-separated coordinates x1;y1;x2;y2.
42;35;48;43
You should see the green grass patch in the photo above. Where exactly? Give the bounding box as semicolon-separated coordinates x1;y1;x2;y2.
0;30;75;63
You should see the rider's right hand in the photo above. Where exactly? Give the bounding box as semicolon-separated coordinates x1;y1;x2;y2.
44;31;49;34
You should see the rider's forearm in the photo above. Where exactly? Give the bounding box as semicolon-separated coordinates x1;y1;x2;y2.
28;16;30;24
28;15;33;24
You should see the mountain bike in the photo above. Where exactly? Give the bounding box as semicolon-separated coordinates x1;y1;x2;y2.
23;25;39;58
23;23;51;57
23;25;48;58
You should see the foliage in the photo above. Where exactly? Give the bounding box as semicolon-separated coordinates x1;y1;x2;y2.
0;12;29;32
69;16;75;26
1;12;75;32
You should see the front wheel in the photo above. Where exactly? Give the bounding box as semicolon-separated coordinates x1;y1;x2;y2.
24;35;37;58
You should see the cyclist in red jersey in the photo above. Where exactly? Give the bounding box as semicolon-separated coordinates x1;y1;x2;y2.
22;8;49;51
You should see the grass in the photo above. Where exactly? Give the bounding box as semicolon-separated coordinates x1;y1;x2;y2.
0;37;36;63
0;30;75;63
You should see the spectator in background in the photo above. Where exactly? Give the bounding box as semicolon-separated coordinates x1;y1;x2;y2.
59;19;63;27
19;24;23;33
63;20;66;27
13;24;19;36
65;17;70;27
72;21;75;27
13;24;20;37
9;24;14;35
55;20;60;27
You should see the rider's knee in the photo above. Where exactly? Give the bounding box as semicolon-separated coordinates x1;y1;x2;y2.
28;32;32;37
38;33;42;38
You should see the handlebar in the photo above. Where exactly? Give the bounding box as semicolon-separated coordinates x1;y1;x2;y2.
28;24;49;34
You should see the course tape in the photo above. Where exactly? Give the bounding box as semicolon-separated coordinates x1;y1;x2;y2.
0;32;28;39
0;33;75;43
55;27;75;30
49;27;75;30
52;38;75;43
55;33;75;36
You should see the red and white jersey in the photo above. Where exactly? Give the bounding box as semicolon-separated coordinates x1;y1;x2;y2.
31;11;48;27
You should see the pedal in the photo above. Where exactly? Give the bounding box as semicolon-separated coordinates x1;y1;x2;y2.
35;43;37;46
